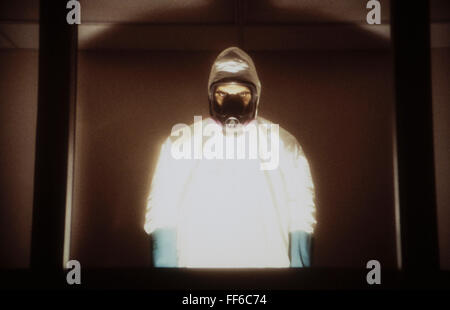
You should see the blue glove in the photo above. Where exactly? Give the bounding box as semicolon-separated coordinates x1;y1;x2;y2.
151;228;178;267
290;230;313;268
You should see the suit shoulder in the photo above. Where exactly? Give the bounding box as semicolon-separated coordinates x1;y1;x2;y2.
256;116;300;151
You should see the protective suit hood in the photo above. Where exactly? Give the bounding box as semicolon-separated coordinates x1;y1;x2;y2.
208;47;262;123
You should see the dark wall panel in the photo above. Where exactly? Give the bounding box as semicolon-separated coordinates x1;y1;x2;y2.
431;48;450;270
0;50;38;268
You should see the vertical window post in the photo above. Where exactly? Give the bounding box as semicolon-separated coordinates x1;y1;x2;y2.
31;0;77;272
391;0;439;271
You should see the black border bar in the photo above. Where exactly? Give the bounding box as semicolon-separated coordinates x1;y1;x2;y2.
391;0;439;270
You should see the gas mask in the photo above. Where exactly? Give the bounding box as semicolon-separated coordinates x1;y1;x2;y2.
209;81;258;129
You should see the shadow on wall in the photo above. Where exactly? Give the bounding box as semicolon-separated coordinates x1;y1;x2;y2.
78;0;390;50
69;2;397;269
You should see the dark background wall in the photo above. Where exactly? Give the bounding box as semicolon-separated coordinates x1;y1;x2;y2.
71;49;398;268
0;50;38;268
432;48;450;269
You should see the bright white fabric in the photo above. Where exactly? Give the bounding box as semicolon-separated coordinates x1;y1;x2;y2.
144;117;316;268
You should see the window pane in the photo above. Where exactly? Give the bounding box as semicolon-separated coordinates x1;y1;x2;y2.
0;0;39;268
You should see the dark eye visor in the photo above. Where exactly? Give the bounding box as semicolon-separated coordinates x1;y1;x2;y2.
209;80;257;103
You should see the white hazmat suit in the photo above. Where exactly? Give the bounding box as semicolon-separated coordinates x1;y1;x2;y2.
144;47;316;268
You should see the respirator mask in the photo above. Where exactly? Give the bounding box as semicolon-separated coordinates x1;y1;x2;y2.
209;80;258;129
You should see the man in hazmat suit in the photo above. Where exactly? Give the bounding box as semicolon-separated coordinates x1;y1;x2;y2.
144;47;316;268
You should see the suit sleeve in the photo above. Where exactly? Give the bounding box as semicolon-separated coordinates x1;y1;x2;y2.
285;141;316;267
285;141;317;234
144;138;181;235
144;139;181;267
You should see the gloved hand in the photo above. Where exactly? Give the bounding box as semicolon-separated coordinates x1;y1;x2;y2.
290;230;313;268
151;227;178;267
151;228;311;268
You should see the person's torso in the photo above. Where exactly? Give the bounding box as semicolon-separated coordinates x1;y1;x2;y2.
172;117;292;268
